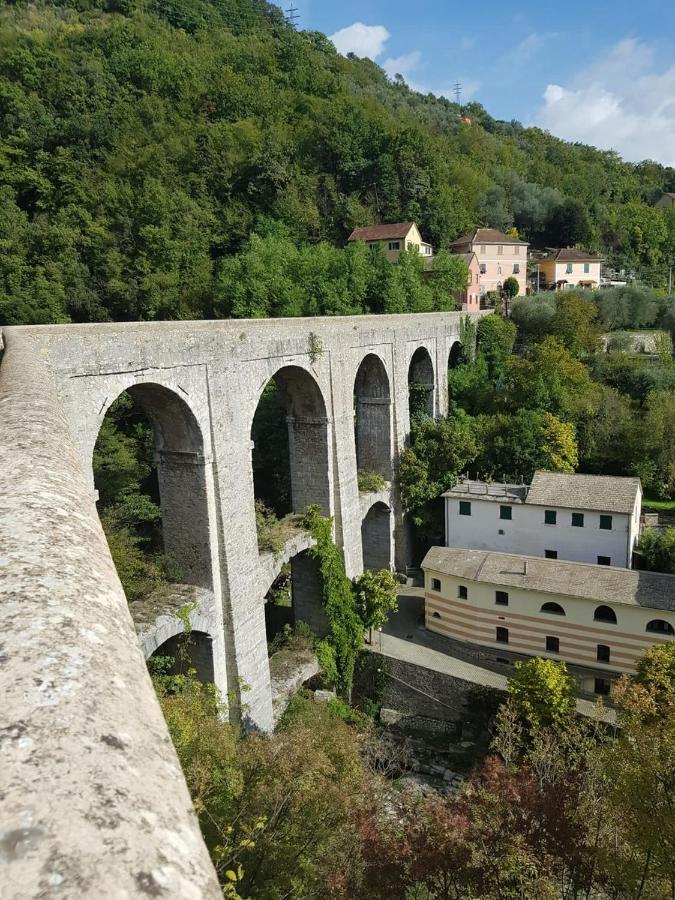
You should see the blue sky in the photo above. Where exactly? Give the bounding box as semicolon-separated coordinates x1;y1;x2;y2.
281;1;675;166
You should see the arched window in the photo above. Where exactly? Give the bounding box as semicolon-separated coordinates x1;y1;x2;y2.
431;611;441;619
540;602;565;616
646;619;674;635
594;605;617;624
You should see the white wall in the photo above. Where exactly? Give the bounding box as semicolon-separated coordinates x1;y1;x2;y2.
445;496;635;567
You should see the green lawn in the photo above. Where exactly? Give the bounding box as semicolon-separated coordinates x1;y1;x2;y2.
643;496;675;512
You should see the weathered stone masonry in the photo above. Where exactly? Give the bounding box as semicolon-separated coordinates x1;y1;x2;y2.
0;311;475;895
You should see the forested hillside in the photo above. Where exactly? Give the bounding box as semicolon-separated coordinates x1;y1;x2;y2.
1;0;674;326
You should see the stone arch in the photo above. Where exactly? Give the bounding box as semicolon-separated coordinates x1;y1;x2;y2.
448;340;463;369
150;630;215;684
361;501;393;572
264;549;328;641
353;354;392;480
93;382;212;590
251;365;331;517
408;346;435;423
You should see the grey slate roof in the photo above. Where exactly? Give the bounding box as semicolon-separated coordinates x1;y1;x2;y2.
422;547;675;611
442;479;528;504
526;471;640;515
450;228;529;247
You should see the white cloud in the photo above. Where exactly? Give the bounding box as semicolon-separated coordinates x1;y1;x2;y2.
382;50;422;80
329;22;390;59
536;39;675;166
503;32;558;65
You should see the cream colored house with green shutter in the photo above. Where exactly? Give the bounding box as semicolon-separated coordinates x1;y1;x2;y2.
348;222;433;262
539;248;602;290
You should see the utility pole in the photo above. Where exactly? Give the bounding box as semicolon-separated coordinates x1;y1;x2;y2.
284;5;299;27
669;265;673;295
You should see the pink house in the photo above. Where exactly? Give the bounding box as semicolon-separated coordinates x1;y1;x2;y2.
450;228;529;298
454;252;481;310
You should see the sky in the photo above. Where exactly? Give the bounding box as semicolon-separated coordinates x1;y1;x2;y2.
279;0;675;167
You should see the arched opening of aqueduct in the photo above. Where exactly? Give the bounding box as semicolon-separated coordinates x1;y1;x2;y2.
361;501;393;572
150;630;215;684
408;346;435;424
93;382;213;591
353;353;392;481
251;365;331;518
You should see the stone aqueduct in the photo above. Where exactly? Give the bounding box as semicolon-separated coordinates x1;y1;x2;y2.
0;311;474;895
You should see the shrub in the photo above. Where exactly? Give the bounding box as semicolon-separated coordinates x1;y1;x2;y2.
357;470;386;492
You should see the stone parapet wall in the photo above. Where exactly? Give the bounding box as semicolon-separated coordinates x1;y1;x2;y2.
0;339;220;897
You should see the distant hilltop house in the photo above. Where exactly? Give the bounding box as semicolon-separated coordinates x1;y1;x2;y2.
443;470;642;569
347;222;433;262
539;248;602;291
655;192;675;209
348;221;480;311
449;228;529;299
422;545;675;698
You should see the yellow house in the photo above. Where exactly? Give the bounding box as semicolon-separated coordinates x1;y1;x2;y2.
348;222;433;262
539;248;602;290
422;546;675;697
450;228;528;298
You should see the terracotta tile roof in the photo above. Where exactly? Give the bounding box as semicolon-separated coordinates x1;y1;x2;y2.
541;248;603;262
422;547;675;611
450;228;528;247
526;471;640;515
348;222;416;242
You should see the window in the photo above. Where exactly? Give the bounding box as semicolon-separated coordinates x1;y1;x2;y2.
459;500;471;516
545;549;558;559
480;244;486;254
388;241;400;251
597;556;611;566
646;619;675;635
594;605;617;624
496;627;509;644
479;263;486;274
368;243;377;251
497;245;504;255
458;585;468;600
475;272;479;284
431;578;441;592
594;678;611;696
496;590;509;606
497;264;502;275
431;611;441;619
541;602;566;616
584;262;590;273
544;510;557;525
546;636;559;653
406;241;412;249
500;505;512;520
513;263;520;274
566;262;573;273
599;515;612;530
597;644;610;663
514;246;520;255
572;512;584;527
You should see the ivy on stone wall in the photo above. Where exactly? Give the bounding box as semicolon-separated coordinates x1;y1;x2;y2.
302;506;363;697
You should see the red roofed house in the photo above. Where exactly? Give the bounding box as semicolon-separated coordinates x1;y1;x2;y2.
539;248;602;291
347;222;433;262
450;228;529;298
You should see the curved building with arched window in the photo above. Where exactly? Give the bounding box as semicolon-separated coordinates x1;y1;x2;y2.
423;547;675;699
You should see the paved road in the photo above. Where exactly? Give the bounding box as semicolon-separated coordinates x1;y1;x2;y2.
367;589;615;724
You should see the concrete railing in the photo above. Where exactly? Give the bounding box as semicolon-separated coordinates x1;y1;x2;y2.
0;335;220;898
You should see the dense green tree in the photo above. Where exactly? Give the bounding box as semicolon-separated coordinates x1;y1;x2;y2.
508;658;576;731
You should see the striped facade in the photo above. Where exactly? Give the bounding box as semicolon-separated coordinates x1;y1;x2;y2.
423;559;675;694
